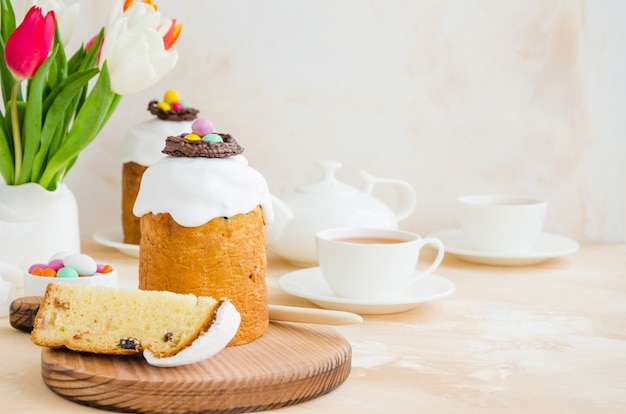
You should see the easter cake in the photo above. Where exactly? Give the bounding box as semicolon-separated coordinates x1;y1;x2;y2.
31;283;241;367
119;90;199;244
133;118;274;346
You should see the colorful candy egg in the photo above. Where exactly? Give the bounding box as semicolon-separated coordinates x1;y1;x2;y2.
63;253;97;275
157;101;172;111
186;133;202;141
164;89;180;104
41;267;57;277
57;267;79;278
192;118;214;136
171;102;184;111
28;263;46;274
202;133;223;142
47;258;64;271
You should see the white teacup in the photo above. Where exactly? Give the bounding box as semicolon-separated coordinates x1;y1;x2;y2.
315;228;445;300
458;195;547;253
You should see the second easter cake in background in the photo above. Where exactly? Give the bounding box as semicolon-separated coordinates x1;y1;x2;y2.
119;90;199;244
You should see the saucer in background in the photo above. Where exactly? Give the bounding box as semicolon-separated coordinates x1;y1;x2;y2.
93;228;139;258
428;229;579;266
278;267;455;315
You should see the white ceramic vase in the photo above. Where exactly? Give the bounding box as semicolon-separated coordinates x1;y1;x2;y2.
0;182;80;269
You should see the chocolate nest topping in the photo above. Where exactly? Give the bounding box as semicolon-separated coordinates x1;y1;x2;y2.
148;100;199;121
162;134;244;158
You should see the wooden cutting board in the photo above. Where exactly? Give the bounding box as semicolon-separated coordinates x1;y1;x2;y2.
9;296;351;414
41;322;351;413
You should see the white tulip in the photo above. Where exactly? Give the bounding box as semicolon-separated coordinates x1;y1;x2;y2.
99;0;178;95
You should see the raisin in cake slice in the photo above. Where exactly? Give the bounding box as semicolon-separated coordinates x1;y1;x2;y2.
31;284;240;367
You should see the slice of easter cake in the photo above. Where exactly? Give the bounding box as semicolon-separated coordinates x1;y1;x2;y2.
31;283;240;367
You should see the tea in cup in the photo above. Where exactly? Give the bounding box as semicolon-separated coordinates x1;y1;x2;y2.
315;228;445;300
457;195;547;253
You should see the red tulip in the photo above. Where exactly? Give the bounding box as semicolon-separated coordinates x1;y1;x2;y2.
4;6;56;80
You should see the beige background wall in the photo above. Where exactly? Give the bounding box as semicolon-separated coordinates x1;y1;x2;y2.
17;0;626;243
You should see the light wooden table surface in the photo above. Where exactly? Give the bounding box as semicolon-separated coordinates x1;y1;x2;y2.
2;239;625;413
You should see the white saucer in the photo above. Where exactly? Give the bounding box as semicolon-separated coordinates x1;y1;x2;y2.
278;267;455;315
92;227;139;258
428;229;579;266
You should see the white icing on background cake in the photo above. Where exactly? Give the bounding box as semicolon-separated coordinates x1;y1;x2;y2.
119;119;195;166
133;155;274;226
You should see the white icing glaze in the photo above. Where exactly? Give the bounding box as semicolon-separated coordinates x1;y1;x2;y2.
133;155;274;226
119;118;195;166
143;300;241;367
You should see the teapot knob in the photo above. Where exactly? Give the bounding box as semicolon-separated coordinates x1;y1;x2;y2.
298;161;357;195
317;160;342;183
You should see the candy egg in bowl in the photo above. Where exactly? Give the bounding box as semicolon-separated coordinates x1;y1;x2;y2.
23;252;117;297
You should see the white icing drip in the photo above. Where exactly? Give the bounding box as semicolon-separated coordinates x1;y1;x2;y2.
119;118;195;166
143;300;241;367
133;155;274;226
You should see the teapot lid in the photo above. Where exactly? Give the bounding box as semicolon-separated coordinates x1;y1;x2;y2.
296;161;358;195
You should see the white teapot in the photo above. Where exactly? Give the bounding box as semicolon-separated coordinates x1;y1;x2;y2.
267;160;416;266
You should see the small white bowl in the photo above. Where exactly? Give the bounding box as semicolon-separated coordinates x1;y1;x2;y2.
23;266;117;297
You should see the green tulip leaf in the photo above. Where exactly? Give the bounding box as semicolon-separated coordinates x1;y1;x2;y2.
31;68;99;181
39;62;119;189
17;47;59;184
0;39;21;108
0;0;16;42
46;28;69;93
42;67;97;119
67;46;86;75
79;29;103;72
0;114;13;183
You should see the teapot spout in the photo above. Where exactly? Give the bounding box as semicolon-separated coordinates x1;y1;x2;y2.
359;171;417;221
266;194;293;246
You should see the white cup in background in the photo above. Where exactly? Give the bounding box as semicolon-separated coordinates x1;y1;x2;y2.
457;195;547;253
315;228;445;300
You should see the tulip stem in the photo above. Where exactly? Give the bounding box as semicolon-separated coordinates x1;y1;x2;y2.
10;81;22;183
